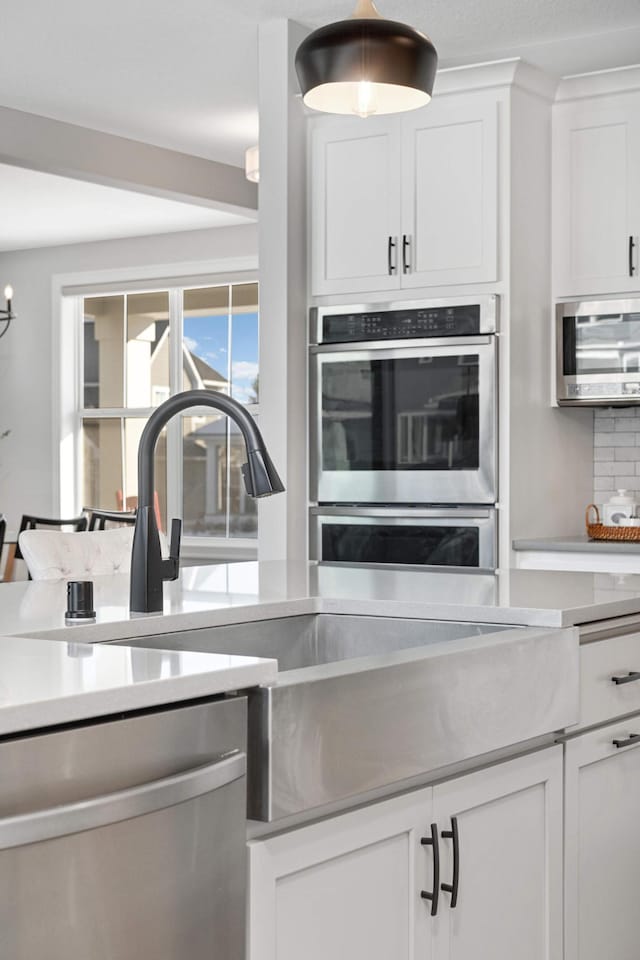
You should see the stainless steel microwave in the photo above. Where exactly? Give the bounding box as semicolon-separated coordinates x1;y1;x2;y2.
556;298;640;405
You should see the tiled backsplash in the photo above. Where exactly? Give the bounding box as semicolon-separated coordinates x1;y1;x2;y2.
594;408;640;499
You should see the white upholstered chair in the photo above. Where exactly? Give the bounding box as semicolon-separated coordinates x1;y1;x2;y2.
18;528;135;581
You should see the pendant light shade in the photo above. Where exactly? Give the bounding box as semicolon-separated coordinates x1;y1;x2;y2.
295;0;437;118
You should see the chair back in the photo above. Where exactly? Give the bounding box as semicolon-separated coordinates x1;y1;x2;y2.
86;508;137;531
18;527;134;581
14;515;88;561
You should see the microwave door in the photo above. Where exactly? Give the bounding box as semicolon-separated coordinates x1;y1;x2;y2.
311;339;496;505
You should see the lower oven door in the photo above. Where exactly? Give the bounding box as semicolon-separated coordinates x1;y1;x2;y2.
310;507;497;571
311;337;497;505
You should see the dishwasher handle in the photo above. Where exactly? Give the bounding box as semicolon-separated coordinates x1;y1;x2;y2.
0;751;246;851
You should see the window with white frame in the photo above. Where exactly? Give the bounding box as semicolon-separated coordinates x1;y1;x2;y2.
78;279;259;544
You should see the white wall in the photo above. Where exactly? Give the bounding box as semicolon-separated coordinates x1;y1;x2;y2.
0;223;257;530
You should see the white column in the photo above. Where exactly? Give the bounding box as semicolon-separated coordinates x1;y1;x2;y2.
257;19;309;563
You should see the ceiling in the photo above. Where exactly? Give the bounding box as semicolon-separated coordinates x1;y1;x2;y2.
0;164;253;252
1;0;639;169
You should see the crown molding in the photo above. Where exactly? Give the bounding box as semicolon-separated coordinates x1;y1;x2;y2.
434;58;557;102
555;63;640;102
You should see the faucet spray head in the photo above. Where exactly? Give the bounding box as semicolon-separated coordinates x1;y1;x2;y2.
242;447;285;498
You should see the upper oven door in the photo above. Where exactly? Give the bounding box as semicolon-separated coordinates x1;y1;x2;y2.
311;337;497;505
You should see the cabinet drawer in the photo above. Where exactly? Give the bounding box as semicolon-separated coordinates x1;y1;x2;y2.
580;632;640;727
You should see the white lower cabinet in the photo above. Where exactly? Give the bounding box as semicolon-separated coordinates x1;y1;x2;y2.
432;747;563;960
248;747;563;960
565;721;640;960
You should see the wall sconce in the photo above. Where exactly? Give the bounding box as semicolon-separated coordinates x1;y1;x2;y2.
0;286;14;340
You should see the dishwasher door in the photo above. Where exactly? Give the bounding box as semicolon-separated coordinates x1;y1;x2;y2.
0;696;247;960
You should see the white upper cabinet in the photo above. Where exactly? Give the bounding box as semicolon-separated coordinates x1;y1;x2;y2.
309;95;500;297
401;100;498;288
553;90;640;297
310;117;402;296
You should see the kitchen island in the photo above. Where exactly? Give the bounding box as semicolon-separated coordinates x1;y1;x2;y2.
2;561;640;960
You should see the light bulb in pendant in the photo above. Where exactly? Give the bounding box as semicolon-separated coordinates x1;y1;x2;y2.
356;81;376;118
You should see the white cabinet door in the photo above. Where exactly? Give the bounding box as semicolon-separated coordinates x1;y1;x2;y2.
248;788;433;960
553;94;640;297
432;747;563;960
401;100;499;288
310;117;402;296
565;720;640;960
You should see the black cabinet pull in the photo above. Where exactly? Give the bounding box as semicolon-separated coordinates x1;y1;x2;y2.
388;236;397;275
420;823;440;916
402;234;411;274
440;815;460;908
630;236;636;277
611;671;640;685
613;733;640;749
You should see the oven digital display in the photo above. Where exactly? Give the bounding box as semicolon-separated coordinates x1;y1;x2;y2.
322;305;481;343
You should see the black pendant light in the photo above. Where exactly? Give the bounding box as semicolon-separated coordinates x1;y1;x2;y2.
295;0;437;118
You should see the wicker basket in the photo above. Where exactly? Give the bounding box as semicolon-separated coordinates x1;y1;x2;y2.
586;503;640;542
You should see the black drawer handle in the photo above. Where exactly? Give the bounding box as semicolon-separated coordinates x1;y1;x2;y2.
420;822;440;916
611;672;640;685
613;734;640;749
630;235;636;278
440;815;459;908
388;236;397;275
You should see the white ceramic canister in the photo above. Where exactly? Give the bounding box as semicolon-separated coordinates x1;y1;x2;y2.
603;489;637;526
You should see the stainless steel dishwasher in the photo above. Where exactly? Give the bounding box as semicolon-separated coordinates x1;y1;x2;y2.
0;695;247;960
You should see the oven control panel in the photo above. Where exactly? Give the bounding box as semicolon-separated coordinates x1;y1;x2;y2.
320;304;482;344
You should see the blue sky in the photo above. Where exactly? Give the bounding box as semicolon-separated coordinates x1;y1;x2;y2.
184;311;259;403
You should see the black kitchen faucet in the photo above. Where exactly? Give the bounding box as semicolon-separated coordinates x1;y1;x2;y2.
130;389;284;614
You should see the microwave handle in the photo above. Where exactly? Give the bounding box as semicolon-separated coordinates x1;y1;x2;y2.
630;236;637;278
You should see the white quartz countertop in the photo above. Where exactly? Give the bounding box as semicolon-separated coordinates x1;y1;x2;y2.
3;561;639;735
0;632;276;737
3;561;640;640
513;535;640;554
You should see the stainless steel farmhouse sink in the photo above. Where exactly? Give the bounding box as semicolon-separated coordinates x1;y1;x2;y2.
114;614;578;820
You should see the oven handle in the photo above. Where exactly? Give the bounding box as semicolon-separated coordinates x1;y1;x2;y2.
311;335;494;354
309;506;494;520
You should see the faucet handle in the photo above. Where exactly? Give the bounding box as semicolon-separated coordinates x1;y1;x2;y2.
162;518;182;582
169;518;182;561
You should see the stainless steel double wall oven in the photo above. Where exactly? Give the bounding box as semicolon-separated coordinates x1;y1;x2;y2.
310;296;498;570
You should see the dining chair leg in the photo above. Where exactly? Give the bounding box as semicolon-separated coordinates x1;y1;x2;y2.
3;543;17;582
